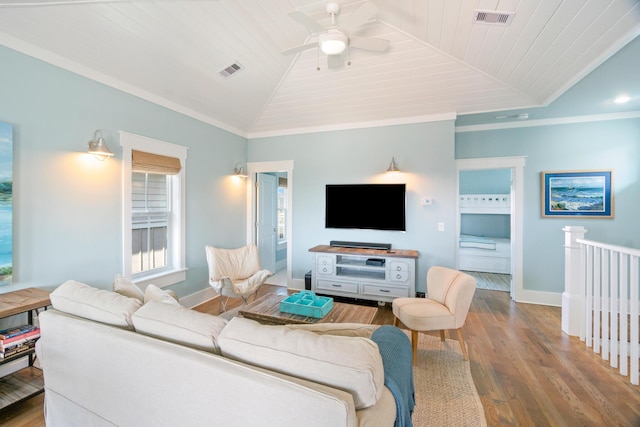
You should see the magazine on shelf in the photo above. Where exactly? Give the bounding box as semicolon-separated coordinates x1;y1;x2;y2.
0;327;40;346
0;324;38;340
0;332;41;350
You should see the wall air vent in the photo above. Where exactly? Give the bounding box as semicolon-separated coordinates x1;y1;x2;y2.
218;62;244;79
473;10;515;25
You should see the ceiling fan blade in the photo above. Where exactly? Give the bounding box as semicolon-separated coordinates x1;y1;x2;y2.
288;11;324;34
340;1;378;33
349;36;389;52
281;42;318;56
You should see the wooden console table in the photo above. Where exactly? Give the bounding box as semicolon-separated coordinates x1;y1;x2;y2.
309;245;418;303
0;287;51;411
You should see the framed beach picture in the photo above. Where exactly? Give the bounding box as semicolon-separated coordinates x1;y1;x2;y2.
541;170;613;218
0;122;12;285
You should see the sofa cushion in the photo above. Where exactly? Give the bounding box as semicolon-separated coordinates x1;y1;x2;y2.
50;280;142;329
217;317;384;409
113;274;145;302
144;284;180;305
132;301;227;354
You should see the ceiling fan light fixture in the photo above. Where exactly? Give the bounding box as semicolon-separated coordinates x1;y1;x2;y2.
319;29;348;55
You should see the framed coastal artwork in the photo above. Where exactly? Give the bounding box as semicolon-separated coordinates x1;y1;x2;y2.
0;122;11;285
541;170;613;218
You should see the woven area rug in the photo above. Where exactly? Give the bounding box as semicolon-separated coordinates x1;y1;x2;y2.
410;332;487;427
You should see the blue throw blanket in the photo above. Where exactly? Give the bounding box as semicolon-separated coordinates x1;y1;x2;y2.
371;325;415;427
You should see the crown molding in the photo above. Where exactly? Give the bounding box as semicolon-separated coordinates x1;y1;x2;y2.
455;111;640;133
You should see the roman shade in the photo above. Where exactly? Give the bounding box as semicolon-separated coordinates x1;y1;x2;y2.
132;149;181;175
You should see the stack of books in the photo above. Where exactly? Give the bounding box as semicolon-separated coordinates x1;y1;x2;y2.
0;324;41;359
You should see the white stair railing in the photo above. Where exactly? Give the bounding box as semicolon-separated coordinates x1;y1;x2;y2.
574;236;640;385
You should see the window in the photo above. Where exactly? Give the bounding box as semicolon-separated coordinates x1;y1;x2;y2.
131;172;169;274
277;177;287;243
120;132;188;287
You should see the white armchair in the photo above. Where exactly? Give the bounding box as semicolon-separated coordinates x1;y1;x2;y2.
205;244;272;313
392;266;476;363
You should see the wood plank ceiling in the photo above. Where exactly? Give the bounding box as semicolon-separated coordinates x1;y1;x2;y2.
0;0;638;137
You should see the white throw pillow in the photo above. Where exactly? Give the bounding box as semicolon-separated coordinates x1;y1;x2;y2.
112;274;144;302
132;301;228;354
217;317;384;409
144;284;180;305
50;280;142;329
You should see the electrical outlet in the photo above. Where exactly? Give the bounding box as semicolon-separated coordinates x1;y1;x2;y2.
437;222;445;232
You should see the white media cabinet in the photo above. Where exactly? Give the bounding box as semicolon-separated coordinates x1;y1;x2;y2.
309;245;418;303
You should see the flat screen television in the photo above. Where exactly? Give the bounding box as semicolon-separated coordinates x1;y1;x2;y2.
325;184;406;231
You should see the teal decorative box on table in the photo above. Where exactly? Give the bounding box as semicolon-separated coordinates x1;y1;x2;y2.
279;291;333;318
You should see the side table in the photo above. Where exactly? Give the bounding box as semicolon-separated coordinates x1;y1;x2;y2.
0;287;51;411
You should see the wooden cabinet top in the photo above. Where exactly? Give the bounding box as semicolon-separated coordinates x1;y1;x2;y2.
309;245;418;259
0;287;51;319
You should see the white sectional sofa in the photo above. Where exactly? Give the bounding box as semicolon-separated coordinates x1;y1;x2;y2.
35;280;397;427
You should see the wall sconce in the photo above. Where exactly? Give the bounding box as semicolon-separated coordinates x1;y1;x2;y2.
87;130;114;161
386;156;400;174
232;162;248;178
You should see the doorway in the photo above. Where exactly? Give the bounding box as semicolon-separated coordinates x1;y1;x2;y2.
458;168;511;292
246;161;294;288
456;157;525;301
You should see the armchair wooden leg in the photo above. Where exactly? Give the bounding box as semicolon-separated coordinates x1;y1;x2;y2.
393;316;399;327
456;328;469;361
439;330;446;342
411;330;418;365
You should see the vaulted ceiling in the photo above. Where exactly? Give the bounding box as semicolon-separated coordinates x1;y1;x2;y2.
1;0;639;137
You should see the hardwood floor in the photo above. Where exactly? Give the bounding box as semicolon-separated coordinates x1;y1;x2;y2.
2;286;639;426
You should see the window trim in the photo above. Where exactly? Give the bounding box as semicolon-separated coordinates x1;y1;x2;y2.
120;131;188;287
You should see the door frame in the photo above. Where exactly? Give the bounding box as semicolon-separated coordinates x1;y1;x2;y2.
456;156;525;301
246;160;294;286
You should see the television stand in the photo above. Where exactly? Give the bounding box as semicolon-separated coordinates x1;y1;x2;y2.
308;245;418;303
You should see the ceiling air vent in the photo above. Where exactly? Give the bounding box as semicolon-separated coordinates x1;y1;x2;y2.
218;62;244;79
473;10;515;25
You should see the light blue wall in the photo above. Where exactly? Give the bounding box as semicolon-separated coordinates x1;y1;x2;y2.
459;169;511;194
460;214;510;239
249;121;457;293
459;169;511;238
0;45;248;296
456;118;640;293
3;43;638;301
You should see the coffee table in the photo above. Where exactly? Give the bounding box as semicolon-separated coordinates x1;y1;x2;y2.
235;293;377;325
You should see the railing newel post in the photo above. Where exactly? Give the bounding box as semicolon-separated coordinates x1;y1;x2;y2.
562;226;587;336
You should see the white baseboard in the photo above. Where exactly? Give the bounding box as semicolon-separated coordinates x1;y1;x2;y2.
181;287;218;309
516;289;562;306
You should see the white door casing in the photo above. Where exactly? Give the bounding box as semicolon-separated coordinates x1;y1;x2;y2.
246;160;295;288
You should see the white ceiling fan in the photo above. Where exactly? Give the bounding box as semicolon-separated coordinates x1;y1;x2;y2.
282;2;389;64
